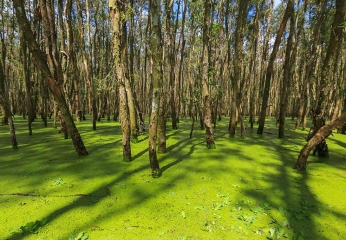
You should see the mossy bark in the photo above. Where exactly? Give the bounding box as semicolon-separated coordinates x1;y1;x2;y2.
148;0;163;176
110;0;132;162
202;0;215;149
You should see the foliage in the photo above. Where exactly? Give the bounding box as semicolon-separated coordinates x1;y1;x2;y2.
68;231;89;240
11;217;48;235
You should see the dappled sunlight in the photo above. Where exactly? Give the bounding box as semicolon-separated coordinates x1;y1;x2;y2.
1;116;346;239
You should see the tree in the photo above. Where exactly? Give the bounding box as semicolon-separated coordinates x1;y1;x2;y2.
13;0;88;156
257;0;294;134
148;0;163;177
278;0;295;138
310;0;346;136
295;0;346;170
109;0;132;162
202;0;215;149
0;48;17;149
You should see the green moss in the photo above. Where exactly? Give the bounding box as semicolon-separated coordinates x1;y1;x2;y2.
0;117;345;239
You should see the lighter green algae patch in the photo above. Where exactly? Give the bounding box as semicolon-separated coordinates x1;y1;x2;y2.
0;117;345;239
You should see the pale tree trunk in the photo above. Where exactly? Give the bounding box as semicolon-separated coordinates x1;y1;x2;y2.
109;0;132;162
202;0;215;149
148;0;162;177
257;0;294;134
13;0;88;156
278;0;295;138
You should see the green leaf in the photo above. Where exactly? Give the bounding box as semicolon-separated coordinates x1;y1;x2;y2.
76;232;84;239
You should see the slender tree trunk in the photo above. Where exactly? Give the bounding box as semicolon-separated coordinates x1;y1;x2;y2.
20;33;33;135
157;92;166;153
148;0;162;177
295;0;325;130
0;50;18;149
76;0;97;130
278;0;295;138
202;0;215;149
311;0;345;135
257;0;294;134
121;9;138;144
13;0;88;156
109;0;132;162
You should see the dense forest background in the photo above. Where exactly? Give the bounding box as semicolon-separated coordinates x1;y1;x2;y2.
0;0;345;174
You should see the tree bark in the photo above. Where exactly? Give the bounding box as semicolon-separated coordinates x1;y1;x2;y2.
13;0;88;156
202;0;215;149
257;0;294;134
148;0;163;177
278;0;295;138
109;0;132;162
0;52;18;149
294;111;346;170
311;0;346;135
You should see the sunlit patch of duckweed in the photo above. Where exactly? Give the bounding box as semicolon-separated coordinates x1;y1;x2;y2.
0;116;345;239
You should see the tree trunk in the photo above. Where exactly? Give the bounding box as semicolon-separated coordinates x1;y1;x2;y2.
157;93;166;153
278;0;295;138
311;0;346;135
109;0;132;162
121;11;138;144
257;0;293;134
0;53;18;149
294;111;346;170
202;0;215;149
147;0;163;177
13;0;88;156
295;0;326;130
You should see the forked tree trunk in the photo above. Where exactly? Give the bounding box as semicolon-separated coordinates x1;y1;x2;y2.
294;111;346;170
121;14;138;144
13;0;88;156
